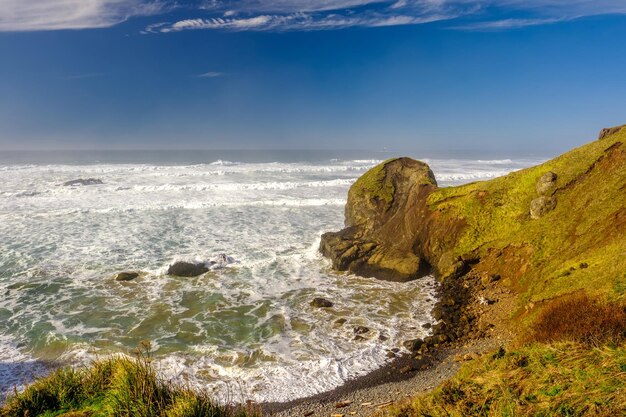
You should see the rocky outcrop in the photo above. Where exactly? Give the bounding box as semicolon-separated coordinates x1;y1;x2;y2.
62;178;103;186
598;125;624;140
167;261;209;277
321;125;626;343
320;158;441;282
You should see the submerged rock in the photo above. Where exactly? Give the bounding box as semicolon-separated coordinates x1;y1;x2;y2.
353;326;370;335
114;272;139;281
167;261;209;277
62;178;103;186
310;297;334;308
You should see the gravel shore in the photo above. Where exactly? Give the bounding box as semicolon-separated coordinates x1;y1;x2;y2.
263;337;500;417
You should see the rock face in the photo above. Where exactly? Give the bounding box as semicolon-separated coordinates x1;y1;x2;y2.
167;261;209;277
62;178;103;186
320;158;439;282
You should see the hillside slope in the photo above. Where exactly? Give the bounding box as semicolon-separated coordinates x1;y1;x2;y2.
321;126;626;331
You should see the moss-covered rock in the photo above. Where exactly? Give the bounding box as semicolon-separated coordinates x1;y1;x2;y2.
321;158;437;282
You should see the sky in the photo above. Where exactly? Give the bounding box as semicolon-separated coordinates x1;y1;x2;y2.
1;1;626;154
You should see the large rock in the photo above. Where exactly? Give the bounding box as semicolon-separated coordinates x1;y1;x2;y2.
320;158;438;282
62;178;103;186
536;172;557;195
530;196;557;219
598;125;624;140
167;261;209;277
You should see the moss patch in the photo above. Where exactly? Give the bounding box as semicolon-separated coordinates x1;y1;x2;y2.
350;158;398;209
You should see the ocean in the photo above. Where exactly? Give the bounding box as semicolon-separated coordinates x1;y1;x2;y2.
0;150;545;402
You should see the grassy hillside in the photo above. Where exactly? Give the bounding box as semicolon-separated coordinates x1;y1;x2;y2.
385;342;626;417
428;127;626;311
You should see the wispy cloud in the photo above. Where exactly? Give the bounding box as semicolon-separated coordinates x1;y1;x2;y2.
2;1;626;33
197;71;223;77
0;0;167;32
149;0;626;33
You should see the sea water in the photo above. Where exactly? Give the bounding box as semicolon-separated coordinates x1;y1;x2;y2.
0;150;544;402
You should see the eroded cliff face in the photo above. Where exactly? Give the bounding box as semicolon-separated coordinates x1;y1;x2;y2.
321;125;626;322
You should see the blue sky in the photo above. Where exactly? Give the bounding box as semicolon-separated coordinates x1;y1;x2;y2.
1;1;626;154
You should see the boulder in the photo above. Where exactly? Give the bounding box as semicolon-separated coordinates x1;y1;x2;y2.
320;158;438;282
530;196;557;219
598;125;624;140
403;338;424;352
535;172;557;195
167;261;209;277
62;178;104;186
310;297;334;308
114;271;139;282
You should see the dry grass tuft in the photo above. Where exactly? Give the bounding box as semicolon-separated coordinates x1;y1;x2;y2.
526;293;626;346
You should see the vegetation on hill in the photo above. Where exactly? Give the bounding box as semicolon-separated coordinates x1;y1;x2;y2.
0;343;256;417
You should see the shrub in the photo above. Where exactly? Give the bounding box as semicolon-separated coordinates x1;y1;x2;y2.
526;293;626;346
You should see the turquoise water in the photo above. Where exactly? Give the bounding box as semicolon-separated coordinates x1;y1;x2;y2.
0;153;542;401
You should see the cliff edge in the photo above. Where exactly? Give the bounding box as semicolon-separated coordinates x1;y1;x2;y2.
321;125;626;333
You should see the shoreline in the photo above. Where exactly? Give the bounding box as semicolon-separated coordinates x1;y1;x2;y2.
263;337;501;416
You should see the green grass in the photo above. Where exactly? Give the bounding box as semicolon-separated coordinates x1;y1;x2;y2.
0;343;257;417
426;128;626;308
384;342;626;417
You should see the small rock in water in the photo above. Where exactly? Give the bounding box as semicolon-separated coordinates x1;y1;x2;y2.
167;261;209;277
353;326;370;335
403;338;424;352
208;253;236;269
422;322;432;329
334;318;348;325
115;272;139;282
310;297;334;308
62;178;103;186
386;350;397;358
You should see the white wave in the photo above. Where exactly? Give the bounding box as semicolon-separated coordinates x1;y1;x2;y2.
0;155;540;403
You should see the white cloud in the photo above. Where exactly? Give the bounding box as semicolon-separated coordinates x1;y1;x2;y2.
197;71;223;77
0;0;166;31
2;0;626;33
454;17;563;30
